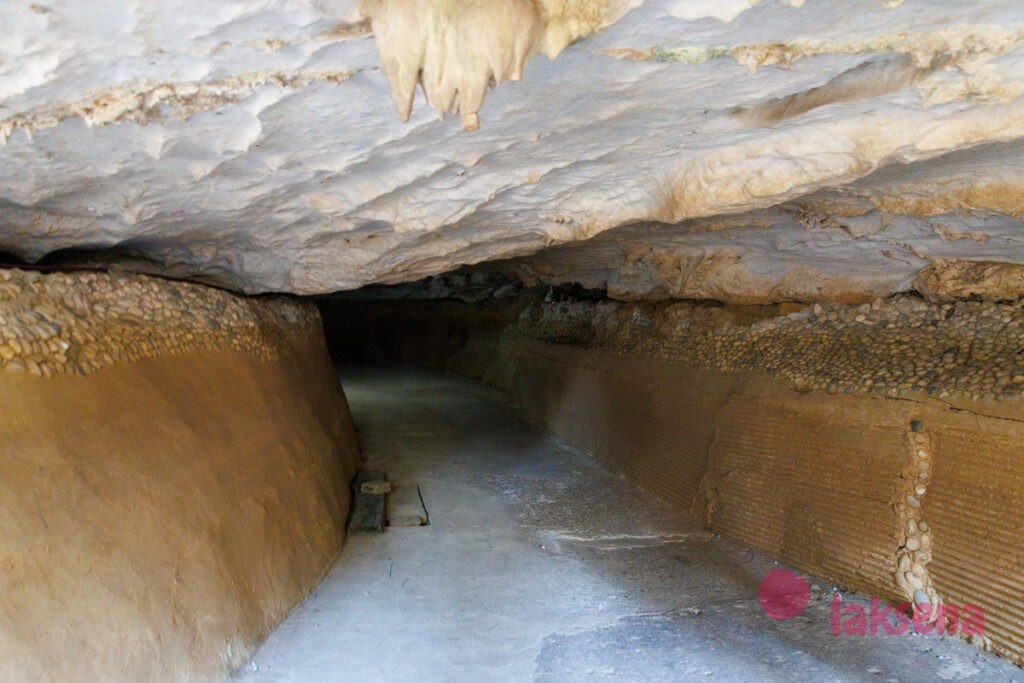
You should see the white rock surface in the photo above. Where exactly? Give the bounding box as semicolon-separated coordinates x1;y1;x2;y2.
498;140;1024;303
1;0;1023;298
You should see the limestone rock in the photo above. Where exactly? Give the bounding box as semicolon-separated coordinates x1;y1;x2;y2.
915;259;1024;302
0;0;1023;299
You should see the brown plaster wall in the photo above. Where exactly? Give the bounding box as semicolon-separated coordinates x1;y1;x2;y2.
0;328;360;681
492;341;1024;663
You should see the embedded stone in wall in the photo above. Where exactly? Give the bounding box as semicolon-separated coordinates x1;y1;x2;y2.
0;269;320;377
508;294;1024;405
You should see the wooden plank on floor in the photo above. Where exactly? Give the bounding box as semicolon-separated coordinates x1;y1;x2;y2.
387;484;429;527
348;469;387;533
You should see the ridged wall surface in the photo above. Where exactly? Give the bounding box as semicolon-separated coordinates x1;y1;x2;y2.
928;422;1024;660
496;339;1024;665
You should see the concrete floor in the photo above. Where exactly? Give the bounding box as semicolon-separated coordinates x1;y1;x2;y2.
236;367;1023;683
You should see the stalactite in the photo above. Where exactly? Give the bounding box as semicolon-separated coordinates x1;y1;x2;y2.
360;0;632;130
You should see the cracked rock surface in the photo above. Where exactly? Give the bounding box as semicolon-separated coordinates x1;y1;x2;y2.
2;0;1024;299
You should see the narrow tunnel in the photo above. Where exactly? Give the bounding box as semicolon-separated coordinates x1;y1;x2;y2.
4;269;1024;681
294;282;1024;682
5;1;1024;681
244;279;1024;682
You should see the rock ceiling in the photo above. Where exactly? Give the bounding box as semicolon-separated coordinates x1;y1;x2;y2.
1;0;1024;301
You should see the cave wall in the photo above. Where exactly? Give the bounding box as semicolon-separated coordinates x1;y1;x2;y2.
325;293;1024;664
0;270;360;681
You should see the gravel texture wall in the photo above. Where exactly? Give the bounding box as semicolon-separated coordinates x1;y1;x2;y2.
0;269;360;681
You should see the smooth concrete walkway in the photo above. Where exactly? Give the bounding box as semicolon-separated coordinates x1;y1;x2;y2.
236;367;1022;683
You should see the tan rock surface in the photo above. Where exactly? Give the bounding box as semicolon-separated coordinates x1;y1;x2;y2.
915;258;1024;302
0;270;360;681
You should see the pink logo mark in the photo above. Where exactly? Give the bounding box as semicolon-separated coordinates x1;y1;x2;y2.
758;568;811;620
757;570;986;637
830;597;985;637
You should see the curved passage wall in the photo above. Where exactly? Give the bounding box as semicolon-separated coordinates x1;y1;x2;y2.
0;270;360;681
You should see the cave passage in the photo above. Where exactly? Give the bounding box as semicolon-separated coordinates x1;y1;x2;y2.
236;365;1017;682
